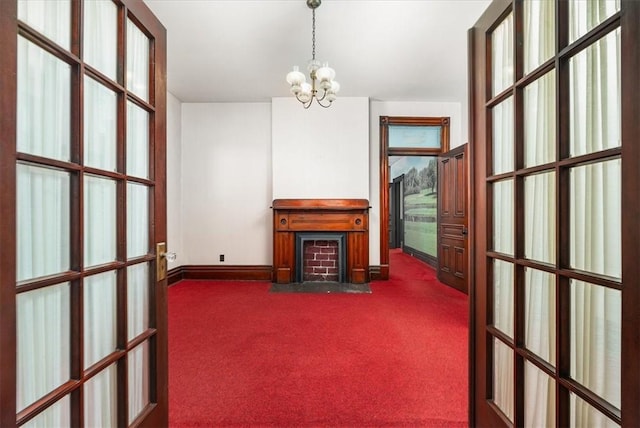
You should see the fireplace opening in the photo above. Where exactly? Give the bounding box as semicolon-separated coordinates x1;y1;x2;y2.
295;233;346;283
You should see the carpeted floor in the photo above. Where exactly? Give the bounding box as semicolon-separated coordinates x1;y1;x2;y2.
168;249;468;427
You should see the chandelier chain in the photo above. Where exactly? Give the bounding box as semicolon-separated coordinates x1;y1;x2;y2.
311;9;316;60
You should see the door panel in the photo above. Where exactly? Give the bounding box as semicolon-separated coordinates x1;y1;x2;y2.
438;144;468;293
1;0;168;426
469;0;639;426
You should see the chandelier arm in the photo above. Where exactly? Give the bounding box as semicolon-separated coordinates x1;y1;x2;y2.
315;97;332;108
315;89;328;102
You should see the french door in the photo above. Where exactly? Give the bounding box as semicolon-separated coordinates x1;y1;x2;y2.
470;0;640;426
0;0;168;426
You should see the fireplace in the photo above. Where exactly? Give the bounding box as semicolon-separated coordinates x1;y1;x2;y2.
272;199;369;284
296;233;346;283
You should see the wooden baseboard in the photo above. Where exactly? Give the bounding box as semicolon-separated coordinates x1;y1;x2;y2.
167;267;184;286
170;265;386;283
169;265;273;281
369;265;382;281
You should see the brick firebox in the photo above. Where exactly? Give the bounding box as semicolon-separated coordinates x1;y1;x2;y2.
297;233;346;283
303;240;339;282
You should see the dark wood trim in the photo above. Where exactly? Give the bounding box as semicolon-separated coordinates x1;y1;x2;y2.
368;265;382;281
167;266;183;285
379;116;451;282
467;26;477;428
621;1;640;425
182;265;273;281
379;118;390;280
0;0;17;424
272;199;369;210
171;265;390;283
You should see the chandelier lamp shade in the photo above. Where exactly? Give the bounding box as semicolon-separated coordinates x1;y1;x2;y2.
286;0;340;108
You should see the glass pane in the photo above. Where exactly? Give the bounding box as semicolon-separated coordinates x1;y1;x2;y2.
493;259;514;339
569;29;621;157
525;361;556;428
17;164;70;282
126;19;149;101
525;172;555;264
570;0;620;43
493;338;514;422
23;395;70;428
84;364;117;428
525;268;556;365
523;0;555;74
17;36;70;161
84;175;117;267
570;392;619;427
84;271;117;369
571;280;621;408
127;183;149;258
388;126;441;149
493;179;514;255
128;341;150;424
127;101;149;179
524;71;556;167
492;97;514;174
18;0;70;49
492;12;514;96
84;76;117;171
128;263;150;341
17;283;70;412
84;0;118;80
570;159;621;278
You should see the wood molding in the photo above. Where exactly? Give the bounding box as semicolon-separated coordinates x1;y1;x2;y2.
167;267;183;286
173;265;273;281
170;265;384;283
369;265;382;281
272;199;369;210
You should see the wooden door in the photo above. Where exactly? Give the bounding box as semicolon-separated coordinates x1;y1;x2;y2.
0;0;168;426
469;0;640;426
437;144;468;293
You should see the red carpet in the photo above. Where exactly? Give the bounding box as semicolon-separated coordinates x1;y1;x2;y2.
169;249;468;427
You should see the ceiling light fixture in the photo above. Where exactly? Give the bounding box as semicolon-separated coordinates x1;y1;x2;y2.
286;0;340;109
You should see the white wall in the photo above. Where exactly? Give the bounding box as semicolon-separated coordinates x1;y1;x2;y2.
181;103;272;265
368;101;465;265
169;98;466;268
271;97;370;199
166;92;183;268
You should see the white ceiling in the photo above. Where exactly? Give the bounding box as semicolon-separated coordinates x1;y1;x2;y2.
143;0;490;103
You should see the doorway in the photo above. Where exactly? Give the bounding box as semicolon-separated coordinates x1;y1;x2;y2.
379;116;449;279
389;157;439;267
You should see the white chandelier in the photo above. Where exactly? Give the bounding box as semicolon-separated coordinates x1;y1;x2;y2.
286;0;340;109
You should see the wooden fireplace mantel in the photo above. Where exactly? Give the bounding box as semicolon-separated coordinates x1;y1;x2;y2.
272;199;370;284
